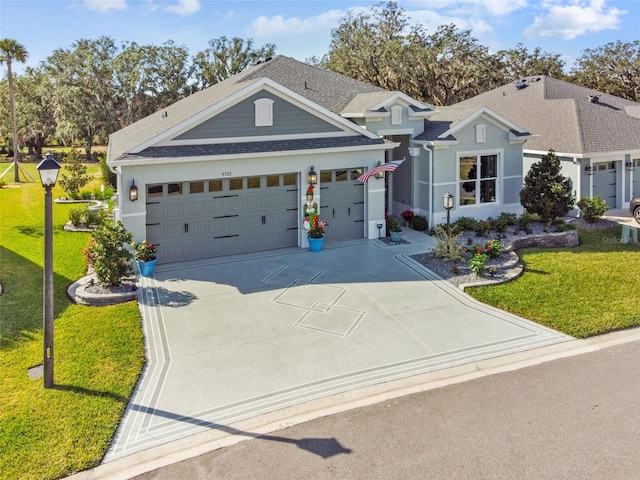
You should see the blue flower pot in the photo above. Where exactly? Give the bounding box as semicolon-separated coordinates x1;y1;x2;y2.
308;237;325;252
136;257;157;277
390;231;403;243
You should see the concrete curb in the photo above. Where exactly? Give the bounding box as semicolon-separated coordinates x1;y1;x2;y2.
66;327;640;480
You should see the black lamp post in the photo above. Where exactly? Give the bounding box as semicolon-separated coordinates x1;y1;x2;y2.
37;152;61;389
443;192;454;237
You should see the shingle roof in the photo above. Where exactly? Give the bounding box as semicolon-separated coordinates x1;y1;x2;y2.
414;106;482;142
108;56;387;162
456;76;640;155
123;136;386;161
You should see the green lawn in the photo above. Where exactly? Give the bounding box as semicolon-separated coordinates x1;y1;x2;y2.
0;162;144;480
467;226;640;338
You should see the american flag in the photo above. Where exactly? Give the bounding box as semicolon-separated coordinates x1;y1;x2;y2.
356;159;405;183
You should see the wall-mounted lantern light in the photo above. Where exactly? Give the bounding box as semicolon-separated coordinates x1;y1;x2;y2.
585;165;594;176
625;159;635;171
308;166;317;186
375;161;385;180
129;180;139;201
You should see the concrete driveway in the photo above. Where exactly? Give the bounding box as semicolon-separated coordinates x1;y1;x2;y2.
105;230;569;462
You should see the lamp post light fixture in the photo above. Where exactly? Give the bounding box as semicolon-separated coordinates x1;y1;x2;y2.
36;152;61;389
443;192;454;239
129;180;138;201
307;166;317;186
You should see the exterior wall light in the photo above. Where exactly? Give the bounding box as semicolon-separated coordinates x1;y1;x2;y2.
308;166;317;186
375;161;384;180
129;180;139;201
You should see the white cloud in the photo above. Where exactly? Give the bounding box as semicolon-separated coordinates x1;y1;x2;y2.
249;9;346;38
163;0;201;17
83;0;126;12
409;9;493;35
524;0;625;40
406;0;528;17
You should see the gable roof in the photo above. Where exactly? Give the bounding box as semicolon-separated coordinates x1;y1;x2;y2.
108;56;390;162
456;76;640;156
414;105;532;143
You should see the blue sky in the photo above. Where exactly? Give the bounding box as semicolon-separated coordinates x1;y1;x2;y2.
0;0;637;75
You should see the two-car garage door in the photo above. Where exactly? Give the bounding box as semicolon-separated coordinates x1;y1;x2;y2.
145;168;365;264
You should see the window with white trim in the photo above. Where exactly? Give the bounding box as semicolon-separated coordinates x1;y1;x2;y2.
459;153;498;205
254;98;274;127
391;105;402;125
475;124;487;143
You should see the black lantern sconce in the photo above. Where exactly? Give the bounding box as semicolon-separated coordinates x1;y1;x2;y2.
625;159;635;171
308;166;317;186
375;161;384;180
129;180;139;201
585;165;594;176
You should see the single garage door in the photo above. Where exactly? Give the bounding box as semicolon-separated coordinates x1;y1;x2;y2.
592;162;617;208
146;173;299;263
319;168;365;242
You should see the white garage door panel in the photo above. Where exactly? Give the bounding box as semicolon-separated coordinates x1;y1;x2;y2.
188;199;206;216
166;203;186;217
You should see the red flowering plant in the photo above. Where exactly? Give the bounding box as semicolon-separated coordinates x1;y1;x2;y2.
401;210;415;221
131;240;157;262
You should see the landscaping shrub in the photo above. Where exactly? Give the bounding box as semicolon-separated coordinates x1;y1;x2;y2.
431;226;465;262
99;153;117;189
454;216;479;232
59;150;94;199
84;221;133;286
520;149;575;223
468;250;487;277
475;219;493;236
69;207;85;227
518;212;534;232
485;238;504;258
412;215;428;231
577;195;608;223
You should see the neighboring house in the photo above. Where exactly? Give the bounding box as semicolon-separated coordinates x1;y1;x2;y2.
457;75;640;210
108;56;532;263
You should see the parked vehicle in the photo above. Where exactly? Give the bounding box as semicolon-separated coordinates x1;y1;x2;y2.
631;197;640;225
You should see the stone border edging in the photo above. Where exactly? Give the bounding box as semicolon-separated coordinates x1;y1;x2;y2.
67;274;138;306
459;229;579;290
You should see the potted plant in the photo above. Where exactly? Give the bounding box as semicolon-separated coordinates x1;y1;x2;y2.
307;220;326;252
401;210;415;227
387;217;403;243
132;240;158;277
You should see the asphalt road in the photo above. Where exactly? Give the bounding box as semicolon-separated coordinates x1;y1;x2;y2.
134;339;640;480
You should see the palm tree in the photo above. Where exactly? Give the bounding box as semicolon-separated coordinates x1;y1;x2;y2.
0;38;28;182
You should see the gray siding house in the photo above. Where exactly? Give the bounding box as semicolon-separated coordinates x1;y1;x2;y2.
457;76;640;210
108;56;532;263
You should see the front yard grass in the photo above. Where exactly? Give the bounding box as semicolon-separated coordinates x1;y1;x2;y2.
0;162;144;480
467;226;640;338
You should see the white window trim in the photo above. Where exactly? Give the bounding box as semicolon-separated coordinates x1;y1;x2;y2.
254;98;274;127
457;149;502;207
